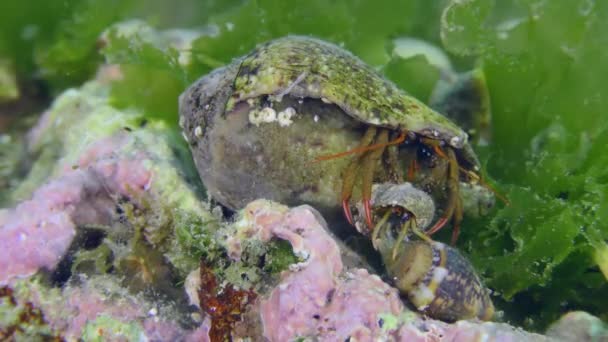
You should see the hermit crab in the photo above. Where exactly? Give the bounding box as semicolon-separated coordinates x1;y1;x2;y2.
179;36;490;241
354;182;494;321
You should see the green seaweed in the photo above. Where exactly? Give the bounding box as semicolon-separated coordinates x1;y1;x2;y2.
81;314;145;341
0;0;135;89
2;0;607;331
441;0;608;329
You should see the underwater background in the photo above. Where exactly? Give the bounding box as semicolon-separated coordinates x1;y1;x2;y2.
1;0;607;335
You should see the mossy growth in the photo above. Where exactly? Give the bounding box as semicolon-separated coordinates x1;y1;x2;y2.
80;314;145;341
0;284;59;340
263;239;300;275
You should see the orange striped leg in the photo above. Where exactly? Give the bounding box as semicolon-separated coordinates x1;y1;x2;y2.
359;129;388;231
427;147;463;244
340;127;377;224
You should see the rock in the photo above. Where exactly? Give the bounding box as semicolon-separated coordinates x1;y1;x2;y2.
546;311;608;342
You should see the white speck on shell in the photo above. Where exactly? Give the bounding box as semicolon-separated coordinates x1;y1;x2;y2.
278;107;296;127
450;136;461;146
178;116;185;128
432;241;445;250
249;107;277;126
181;131;189;143
411;284;435;307
432;266;448;284
194;126;203;137
313;115;320;122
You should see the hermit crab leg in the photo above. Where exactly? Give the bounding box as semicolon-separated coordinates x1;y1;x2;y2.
391;215;434;261
451;191;464;245
314;130;406;162
315;128;406;227
340;126;378;224
427;147;463;244
371;209;392;250
407;159;419;182
386;139;404;184
360;129;389;230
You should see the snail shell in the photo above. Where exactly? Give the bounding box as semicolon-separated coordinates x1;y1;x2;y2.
386;240;494;321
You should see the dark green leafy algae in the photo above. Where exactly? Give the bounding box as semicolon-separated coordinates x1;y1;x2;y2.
440;0;608;330
2;0;608;332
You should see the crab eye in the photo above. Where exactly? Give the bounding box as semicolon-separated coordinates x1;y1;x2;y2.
417;145;434;160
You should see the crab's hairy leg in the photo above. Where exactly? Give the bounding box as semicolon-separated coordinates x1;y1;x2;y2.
340;126;377;223
371;209;392;250
392;216;432;260
411;217;432;243
427;147;461;237
341;159;362;225
391;218;411;261
407;159;418;182
361;129;389;230
451;194;464;245
315;130;405;162
427;217;447;235
433;145;448;159
386;141;404;184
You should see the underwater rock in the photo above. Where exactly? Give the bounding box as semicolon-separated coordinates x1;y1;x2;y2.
546;311;608;342
225;199;550;341
0;159;147;285
0;69;222;339
2;277;210;341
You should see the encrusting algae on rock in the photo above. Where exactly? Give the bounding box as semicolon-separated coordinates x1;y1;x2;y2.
2;16;607;340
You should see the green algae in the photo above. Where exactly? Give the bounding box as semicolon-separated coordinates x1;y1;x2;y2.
438;0;608;329
81;314;145;341
1;0;607;332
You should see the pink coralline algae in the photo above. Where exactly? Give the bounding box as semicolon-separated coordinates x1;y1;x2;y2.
231;200;403;340
7;277;210;341
0;132;151;285
230;200;550;341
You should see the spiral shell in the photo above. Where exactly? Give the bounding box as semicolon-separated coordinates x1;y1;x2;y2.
386;240;494;321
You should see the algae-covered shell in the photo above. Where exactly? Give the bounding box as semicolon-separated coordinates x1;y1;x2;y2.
179;63;366;212
228;36;469;150
178;36;484;217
